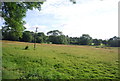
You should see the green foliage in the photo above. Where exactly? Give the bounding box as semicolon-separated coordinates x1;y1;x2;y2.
48;35;68;44
36;32;47;43
92;39;102;46
20;31;32;42
47;30;62;36
102;40;108;45
2;29;20;41
2;2;44;38
47;30;69;44
108;36;120;47
79;34;92;45
2;41;119;79
2;28;120;47
69;37;79;45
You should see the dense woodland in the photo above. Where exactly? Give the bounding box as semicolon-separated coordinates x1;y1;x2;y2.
1;29;120;47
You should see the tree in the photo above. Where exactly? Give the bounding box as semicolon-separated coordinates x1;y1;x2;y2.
20;31;32;42
47;30;62;36
36;32;47;43
2;2;44;38
47;30;62;44
69;37;79;45
108;36;120;47
47;30;69;44
2;27;20;41
58;35;69;44
1;0;75;40
92;39;102;46
79;34;92;45
102;40;108;46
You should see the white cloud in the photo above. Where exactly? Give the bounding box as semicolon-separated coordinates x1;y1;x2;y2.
25;0;119;39
24;23;31;29
48;0;118;39
24;23;48;34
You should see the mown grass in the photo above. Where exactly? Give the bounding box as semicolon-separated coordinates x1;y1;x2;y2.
2;40;119;79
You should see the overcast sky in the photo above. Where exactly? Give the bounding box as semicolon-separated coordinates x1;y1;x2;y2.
0;0;119;39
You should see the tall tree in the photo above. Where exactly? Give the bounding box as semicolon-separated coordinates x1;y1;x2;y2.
20;31;32;42
102;40;108;46
36;32;47;43
47;30;68;44
2;27;19;41
69;37;79;45
92;39;102;46
2;2;44;38
47;30;61;44
1;0;76;40
108;36;120;47
47;30;62;36
79;34;92;45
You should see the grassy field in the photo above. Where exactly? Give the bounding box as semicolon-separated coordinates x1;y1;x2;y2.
2;40;119;79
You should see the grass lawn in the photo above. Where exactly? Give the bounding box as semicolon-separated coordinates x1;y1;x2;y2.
2;40;119;79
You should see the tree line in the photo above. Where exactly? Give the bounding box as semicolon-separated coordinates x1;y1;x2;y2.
1;29;120;47
1;2;119;47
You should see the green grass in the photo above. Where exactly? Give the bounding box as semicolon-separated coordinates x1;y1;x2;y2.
2;41;119;79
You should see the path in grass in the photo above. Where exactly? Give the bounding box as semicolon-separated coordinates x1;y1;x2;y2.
2;41;119;79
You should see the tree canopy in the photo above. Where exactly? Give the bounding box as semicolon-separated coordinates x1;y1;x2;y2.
2;2;43;38
47;30;68;44
79;34;92;45
20;31;32;42
47;30;62;36
2;29;120;47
